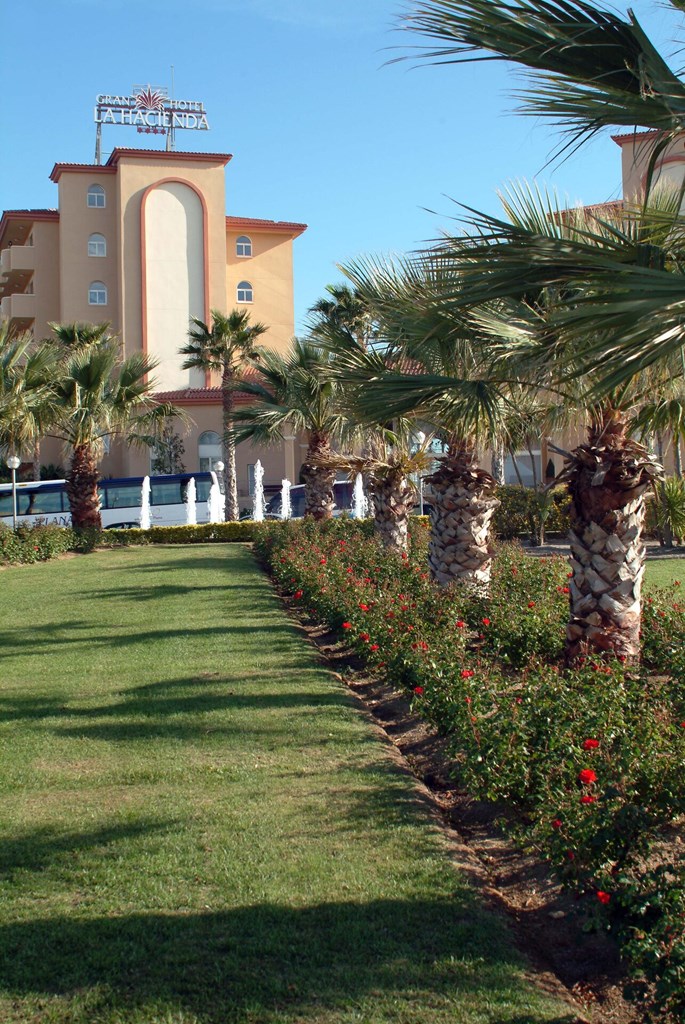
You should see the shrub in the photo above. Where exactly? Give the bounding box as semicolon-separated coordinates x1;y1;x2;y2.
255;518;685;1018
0;522;76;564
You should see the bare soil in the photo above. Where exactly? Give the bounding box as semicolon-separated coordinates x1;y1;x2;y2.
285;607;641;1024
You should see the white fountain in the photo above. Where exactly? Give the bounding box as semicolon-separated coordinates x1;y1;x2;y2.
352;473;368;519
208;473;223;524
139;475;151;530
253;460;265;521
185;476;197;526
280;478;292;520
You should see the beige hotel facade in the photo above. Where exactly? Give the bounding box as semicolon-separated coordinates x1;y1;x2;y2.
0;145;307;504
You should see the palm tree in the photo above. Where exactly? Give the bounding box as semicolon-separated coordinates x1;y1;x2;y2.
0;321;59;475
400;0;685;387
47;325;178;529
231;340;356;520
333;254;506;590
308;283;379;350
436;186;672;660
180;309;268;521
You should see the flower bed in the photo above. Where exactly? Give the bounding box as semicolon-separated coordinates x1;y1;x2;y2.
0;523;78;564
255;518;685;1020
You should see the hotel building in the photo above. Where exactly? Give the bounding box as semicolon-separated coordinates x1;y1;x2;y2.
0;145;307;503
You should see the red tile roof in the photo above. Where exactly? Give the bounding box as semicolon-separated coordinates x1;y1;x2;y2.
611;130;662;146
0;209;59;244
50;148;233;181
227;216;307;237
153;386;255;406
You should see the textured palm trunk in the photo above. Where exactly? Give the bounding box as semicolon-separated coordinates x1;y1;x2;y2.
66;444;101;530
368;468;414;553
426;445;499;590
563;411;662;665
32;440;41;482
301;432;336;520
222;366;240;521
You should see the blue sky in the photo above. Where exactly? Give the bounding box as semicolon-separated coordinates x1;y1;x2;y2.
2;0;680;332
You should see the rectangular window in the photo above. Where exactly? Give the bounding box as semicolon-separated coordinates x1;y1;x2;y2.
247;464;255;496
195;478;211;503
102;484;142;509
151;481;183;506
20;489;64;515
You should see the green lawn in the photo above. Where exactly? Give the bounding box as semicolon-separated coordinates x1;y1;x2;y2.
645;556;685;590
0;546;575;1024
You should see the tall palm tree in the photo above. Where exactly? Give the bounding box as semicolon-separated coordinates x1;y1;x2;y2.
308;283;379;350
180;309;268;521
231;340;356;520
401;0;685;387
333;255;507;590
47;326;178;529
437;186;672;660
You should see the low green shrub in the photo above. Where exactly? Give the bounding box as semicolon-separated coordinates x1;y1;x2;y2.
0;522;76;564
492;485;572;540
103;521;260;545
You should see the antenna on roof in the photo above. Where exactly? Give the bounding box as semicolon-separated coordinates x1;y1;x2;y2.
167;66;175;152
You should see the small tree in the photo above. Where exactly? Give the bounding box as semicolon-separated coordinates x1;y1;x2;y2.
151;425;186;475
180;309;267;520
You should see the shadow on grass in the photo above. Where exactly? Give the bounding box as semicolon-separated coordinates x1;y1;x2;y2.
0;676;356;741
0;900;578;1024
0;820;178;881
0;620;298;656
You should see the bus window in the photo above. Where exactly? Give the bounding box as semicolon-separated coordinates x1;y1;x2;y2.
195;478;212;503
0;493;14;516
151;480;183;506
102;483;142;509
20;489;64;515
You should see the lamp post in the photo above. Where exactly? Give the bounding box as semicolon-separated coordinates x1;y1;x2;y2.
214;460;225;494
6;455;21;530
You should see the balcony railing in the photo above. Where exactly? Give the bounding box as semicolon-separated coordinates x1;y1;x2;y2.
0;293;35;320
0;245;35;277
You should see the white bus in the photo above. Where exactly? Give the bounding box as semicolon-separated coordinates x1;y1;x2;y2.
0;472;218;529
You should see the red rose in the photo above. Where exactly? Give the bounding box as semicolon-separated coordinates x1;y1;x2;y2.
596;890;611;905
369;644;379;652
359;632;370;642
582;738;600;750
294;590;303;599
482;618;490;626
580;795;597;804
319;558;326;564
461;669;474;678
455;620;465;628
413;686;424;695
551;818;562;829
527;601;535;608
578;769;597;786
359;603;369;611
342;622;352;630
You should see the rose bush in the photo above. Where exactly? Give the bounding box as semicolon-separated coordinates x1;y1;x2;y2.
255;518;685;1018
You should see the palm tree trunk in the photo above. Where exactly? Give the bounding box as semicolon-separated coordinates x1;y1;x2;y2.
425;443;500;590
301;431;336;520
491;439;506;485
222;366;240;521
66;443;101;530
32;440;41;481
563;410;662;665
674;431;683;478
368;467;414;553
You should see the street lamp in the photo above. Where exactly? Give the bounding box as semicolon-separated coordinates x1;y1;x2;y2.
6;455;21;530
214;460;225;494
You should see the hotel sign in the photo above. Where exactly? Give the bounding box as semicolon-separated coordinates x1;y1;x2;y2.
94;85;210;136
